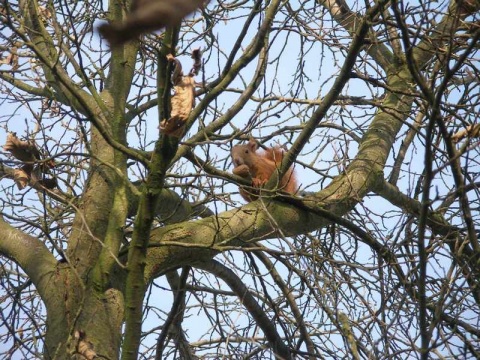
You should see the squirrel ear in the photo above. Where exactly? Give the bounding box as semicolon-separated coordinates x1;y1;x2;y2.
248;138;258;151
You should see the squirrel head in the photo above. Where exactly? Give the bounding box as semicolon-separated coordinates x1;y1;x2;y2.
231;138;258;167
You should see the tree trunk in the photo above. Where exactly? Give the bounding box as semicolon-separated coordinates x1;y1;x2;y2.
43;265;124;359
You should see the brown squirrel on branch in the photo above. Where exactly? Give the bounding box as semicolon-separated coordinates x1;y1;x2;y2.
231;138;298;202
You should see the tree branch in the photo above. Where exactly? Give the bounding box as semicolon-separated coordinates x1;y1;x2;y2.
195;259;291;359
0;216;57;302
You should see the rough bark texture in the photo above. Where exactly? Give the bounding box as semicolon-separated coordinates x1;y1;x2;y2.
0;0;479;359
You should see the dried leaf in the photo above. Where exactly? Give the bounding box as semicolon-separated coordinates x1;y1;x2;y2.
0;46;19;70
77;340;96;360
4;133;57;190
74;330;96;360
3;133;41;162
98;0;208;47
160;76;195;136
13;168;29;190
17;327;24;340
38;5;52;21
160;52;201;138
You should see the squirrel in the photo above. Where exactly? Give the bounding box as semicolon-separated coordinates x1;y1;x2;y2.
231;138;298;202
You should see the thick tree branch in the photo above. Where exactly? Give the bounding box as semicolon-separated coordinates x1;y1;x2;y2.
0;216;57;302
0;72;52;97
122;25;179;359
412;0;480;68
145;65;416;281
